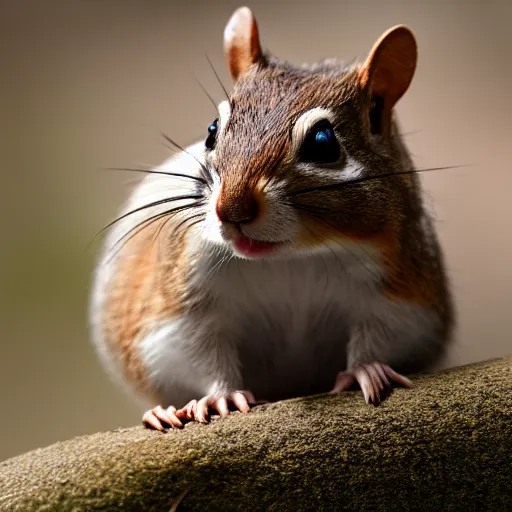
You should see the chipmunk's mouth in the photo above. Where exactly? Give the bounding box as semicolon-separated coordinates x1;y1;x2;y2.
232;234;286;257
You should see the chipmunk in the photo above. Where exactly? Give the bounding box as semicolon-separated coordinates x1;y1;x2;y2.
90;6;454;430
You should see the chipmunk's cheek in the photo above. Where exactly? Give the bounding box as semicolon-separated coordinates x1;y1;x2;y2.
294;230;329;250
294;221;350;250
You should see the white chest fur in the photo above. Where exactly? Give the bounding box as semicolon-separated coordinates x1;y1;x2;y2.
140;243;386;404
139;236;442;407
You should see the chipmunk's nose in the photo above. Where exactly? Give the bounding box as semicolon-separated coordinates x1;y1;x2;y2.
216;187;261;225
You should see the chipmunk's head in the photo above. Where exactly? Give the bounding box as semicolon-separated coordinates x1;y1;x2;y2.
202;6;419;259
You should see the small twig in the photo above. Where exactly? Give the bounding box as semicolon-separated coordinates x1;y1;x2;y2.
169;486;191;512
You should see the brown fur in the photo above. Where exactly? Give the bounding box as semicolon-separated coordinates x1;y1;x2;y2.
103;216;193;397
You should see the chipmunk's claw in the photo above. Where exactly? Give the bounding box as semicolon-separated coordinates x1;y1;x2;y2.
330;362;412;406
142;405;185;431
188;390;257;424
143;390;266;430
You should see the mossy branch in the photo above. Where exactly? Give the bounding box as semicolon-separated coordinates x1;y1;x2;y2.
1;357;511;511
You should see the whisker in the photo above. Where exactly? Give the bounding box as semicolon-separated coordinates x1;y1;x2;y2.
205;54;231;102
175;217;206;250
201;242;235;284
289;165;471;197
96;194;204;239
193;75;220;114
169;212;206;241
105;167;208;186
105;201;205;263
285;201;333;215
115;201;204;250
105;211;176;264
156;212;206;262
205;250;231;283
160;133;213;185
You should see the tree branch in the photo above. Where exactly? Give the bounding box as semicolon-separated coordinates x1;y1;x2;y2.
1;356;511;511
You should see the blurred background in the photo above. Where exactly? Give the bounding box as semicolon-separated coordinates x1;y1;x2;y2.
1;0;511;462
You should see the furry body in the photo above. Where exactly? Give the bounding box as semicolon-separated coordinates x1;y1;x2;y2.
90;9;454;425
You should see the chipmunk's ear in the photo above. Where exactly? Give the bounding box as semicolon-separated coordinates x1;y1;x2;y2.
224;7;264;82
358;25;417;136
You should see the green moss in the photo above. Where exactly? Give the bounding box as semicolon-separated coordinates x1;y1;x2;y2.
1;357;511;511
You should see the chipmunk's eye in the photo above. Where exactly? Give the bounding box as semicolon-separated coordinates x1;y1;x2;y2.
205;118;218;150
299;120;340;164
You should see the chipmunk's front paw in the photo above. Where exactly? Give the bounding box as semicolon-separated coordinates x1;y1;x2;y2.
142;390;265;431
330;363;413;406
142;405;187;431
180;390;261;424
